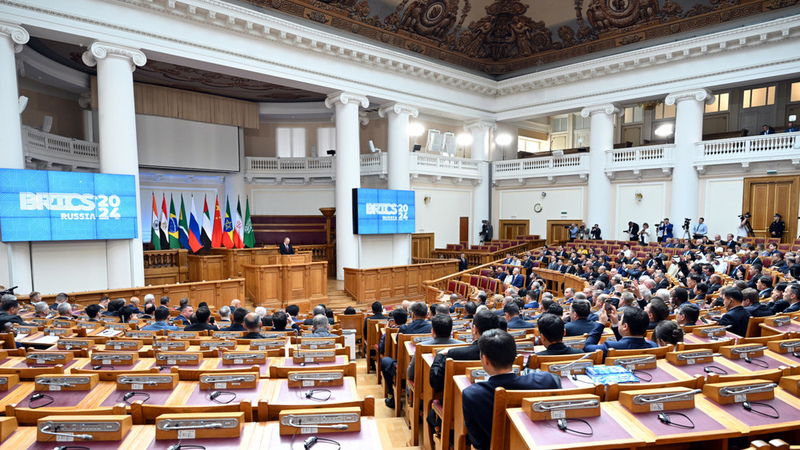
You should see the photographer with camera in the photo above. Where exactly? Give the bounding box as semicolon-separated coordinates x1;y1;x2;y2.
624;221;639;242
769;213;785;240
737;212;753;238
691;217;707;240
479;219;493;243
590;223;602;240
656;218;673;243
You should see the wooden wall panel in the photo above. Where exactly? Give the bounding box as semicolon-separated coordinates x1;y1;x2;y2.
411;233;435;259
343;260;459;304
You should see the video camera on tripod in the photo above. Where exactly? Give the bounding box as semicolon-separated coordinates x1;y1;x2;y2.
682;218;690;231
0;286;18;297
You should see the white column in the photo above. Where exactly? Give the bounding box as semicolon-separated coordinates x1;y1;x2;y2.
326;92;369;280
0;21;32;293
581;103;621;239
465;120;496;245
83;42;147;289
665;89;713;224
379;103;418;265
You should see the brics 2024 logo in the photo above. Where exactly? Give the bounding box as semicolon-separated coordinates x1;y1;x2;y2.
365;202;410;221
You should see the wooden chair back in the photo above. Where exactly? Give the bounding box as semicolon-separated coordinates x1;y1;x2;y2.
0;364;64;380
6;404;127;425
739;332;787;345
366;319;387;373
170;365;260;381
527;349;603;369
288;346;349;357
130;399;253;424
259;395;374;422
383;327;399;359
745;315;771;338
393;333;431;417
705;368;786;385
607;345;670;358
432;358;480;450
336;312;364;344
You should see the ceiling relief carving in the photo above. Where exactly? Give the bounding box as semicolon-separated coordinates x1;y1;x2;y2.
236;0;800;75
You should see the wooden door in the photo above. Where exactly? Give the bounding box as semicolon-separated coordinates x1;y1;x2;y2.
546;219;577;245
743;176;799;243
459;217;469;243
411;233;434;259
499;220;529;240
621;125;642;146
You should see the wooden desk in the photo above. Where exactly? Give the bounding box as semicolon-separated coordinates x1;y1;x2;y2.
262;417;382;447
453;375;471;450
263;377;360;420
507;403;646;449
683;331;739;351
703;387;800;440
760;318;800;336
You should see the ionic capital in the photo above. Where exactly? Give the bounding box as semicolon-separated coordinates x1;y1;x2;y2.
0;21;30;53
325;91;369;109
581;103;622;118
665;89;714;106
378;103;419;119
82;42;147;72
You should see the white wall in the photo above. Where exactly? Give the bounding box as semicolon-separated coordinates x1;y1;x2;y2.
413;185;473;248
359;235;396;269
31;241;108;294
249;188;335;215
498;187;585;239
0;243;9;291
702;177;744;239
613;182;667;241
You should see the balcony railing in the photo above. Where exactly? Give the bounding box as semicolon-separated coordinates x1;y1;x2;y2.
695;132;800;172
492;154;589;182
605;144;675;176
22;125;99;169
359;153;387;176
409;153;482;181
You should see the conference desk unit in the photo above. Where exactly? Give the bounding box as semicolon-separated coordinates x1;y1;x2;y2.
242;253;328;312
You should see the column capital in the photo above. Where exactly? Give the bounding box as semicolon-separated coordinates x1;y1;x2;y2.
0;21;30;53
665;88;714;106
464;119;496;133
325;91;369;109
82;42;147;71
378;102;419;118
359;111;369;126
580;103;622;118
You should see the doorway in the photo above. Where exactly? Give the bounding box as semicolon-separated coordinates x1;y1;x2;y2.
743;176;799;243
499;220;529;240
459;217;469;244
546;220;577;246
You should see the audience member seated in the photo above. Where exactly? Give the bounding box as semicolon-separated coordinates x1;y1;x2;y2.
504;303;534;329
175;297;190;312
242;313;267;339
159;296;170;308
715;287;750;337
653;320;684;349
462;301;477;319
768;282;790;313
140;303;156;319
429;309;500;391
84;304;102;322
537;314;583;356
343;306;357;315
218;305;232;322
0;295;33;328
50;292;70;314
782;284;800;314
310;314;337;337
271;311;296;334
584;307;656;358
221;307;247;331
646;297;670;329
183;306;219;332
128;297;142;314
564;299;595;336
304;305;326;325
462;330;561;450
176;305;193;326
32;301;50;319
55;302;74;320
742;287;774;318
407;314;461;382
141;306;180;331
381;302;430;408
230;298;242;310
102;298;125;317
676;303;701;326
118;306;134;323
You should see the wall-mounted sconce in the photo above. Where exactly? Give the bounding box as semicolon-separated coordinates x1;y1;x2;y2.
635;190;643;202
424;196;431;204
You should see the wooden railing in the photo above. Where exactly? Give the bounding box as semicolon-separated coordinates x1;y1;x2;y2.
295;243;336;277
143;249;188;285
344;259;459;305
431;240;545;266
15;279;245;311
243;253;328;313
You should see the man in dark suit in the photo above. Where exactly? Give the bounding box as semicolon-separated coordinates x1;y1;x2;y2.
584;307;657;359
429;309;499;391
242;312;267;339
221;307;248;331
458;252;468;272
716;287;751;337
784;284;800;314
279;236;295;255
504;303;534;329
363;301;388;336
0;296;33;328
381;302;431;408
756;275;773;299
462;330;561;450
303;305;326;325
564;299;595;336
742;288;774;318
537;314;583;356
183;306;219;332
508;268;524;289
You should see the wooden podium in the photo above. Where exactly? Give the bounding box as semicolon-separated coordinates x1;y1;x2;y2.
243;252;328;312
187;254;225;281
211;247;280;278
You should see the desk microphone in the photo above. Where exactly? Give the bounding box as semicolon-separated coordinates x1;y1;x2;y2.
287;418;347;430
40;424;92;441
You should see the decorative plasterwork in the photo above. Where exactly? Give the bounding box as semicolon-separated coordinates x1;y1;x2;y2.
580;103;621;118
0;20;29;52
81;41;147;71
324;91;370;109
665;88;715;106
464;119;496;132
377;102;419;118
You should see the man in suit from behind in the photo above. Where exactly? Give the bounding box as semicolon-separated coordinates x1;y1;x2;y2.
504;302;534;329
429;309;500;391
537;313;584;355
279;236;295;255
563;299;595;336
583;305;657;359
716;287;751;337
381;302;431;408
407;314;462;382
462;330;561;450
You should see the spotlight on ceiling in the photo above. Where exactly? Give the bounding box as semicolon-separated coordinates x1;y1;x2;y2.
494;134;513;146
654;123;674;137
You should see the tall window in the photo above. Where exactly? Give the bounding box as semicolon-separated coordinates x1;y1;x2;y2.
316;127;336;155
742;86;775;108
790;82;800;102
517;136;543;153
654;103;676;120
705;93;730;113
623;106;643;123
276;127;306;157
552;116;569;133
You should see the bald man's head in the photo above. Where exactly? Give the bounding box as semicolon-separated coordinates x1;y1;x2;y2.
244;312;261;331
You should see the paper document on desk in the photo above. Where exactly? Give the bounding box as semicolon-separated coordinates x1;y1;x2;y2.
33;335;60;344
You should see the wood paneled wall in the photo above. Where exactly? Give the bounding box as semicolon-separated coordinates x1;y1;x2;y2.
344;260;459;305
143;249;188;285
242;253;328;313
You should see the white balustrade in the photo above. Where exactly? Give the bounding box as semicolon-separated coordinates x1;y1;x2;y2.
492;154;589;181
22;125;99;169
605;144;675;175
359;153;387;176
409;152;482;181
696;133;800;171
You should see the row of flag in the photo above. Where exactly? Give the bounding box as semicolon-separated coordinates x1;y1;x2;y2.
150;193;255;251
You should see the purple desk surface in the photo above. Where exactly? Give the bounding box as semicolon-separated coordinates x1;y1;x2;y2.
13;359;78;369
267;417;379;447
215;359;271;377
631;406;727;437
714;396;800;428
665;359;723;378
279;355;347;368
23;390;90;407
100;386;176;407
78;361;155;371
724;354;787;372
25;436;126;450
0;384;24;401
147;435;251;449
510;409;634;446
185;380;267;406
764;322;800;333
272;379;354;404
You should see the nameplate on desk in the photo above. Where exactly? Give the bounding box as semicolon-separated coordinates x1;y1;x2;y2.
152;340;189;351
199;372;259;390
411;336;430;343
125;331;157;342
293;351;336;364
261;332;288;339
665;350;716;366
57;338;93;350
692;326;727;338
220;351;268;365
299;338;336;349
516;342;535;351
105;340;143;351
29;318;51;327
620;387;701;413
250;339;285;350
75;321;102;330
467;366;520;383
52;320;73;328
155;352;203;365
200;340;237;350
767;338;800;354
563;339;587;349
26;351;74;365
0;374;20;391
16;325;39;335
212;331;245;340
155;412;244;440
95;329;121;337
454;333;473;343
720;344;767;360
524;394;602;421
37;415;132;442
542;360;593;376
703;379;776;404
43;327;72;337
167;331;199;340
507;330;527;338
278;407;361;435
35;374;99;391
765;316;793;327
287;371;345;387
116;374;178;390
779;374;800;396
607;355;657;370
90;352;139;366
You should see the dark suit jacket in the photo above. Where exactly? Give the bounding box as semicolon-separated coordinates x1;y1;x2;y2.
718;305;751;337
398;319;431;335
279;243;295;255
510;274;524;288
243;332;266;339
784;302;800;314
183;322;219;332
429;342;480;391
768;299;790;314
584;322;657;358
221;323;246;331
745;303;774;318
364;313;388;337
537;342;583;356
463;372;561;450
564;318;595;336
506;316;535;329
458;258;468;272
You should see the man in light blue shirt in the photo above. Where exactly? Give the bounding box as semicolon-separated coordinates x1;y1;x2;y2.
692;217;708;239
141;306;180;331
